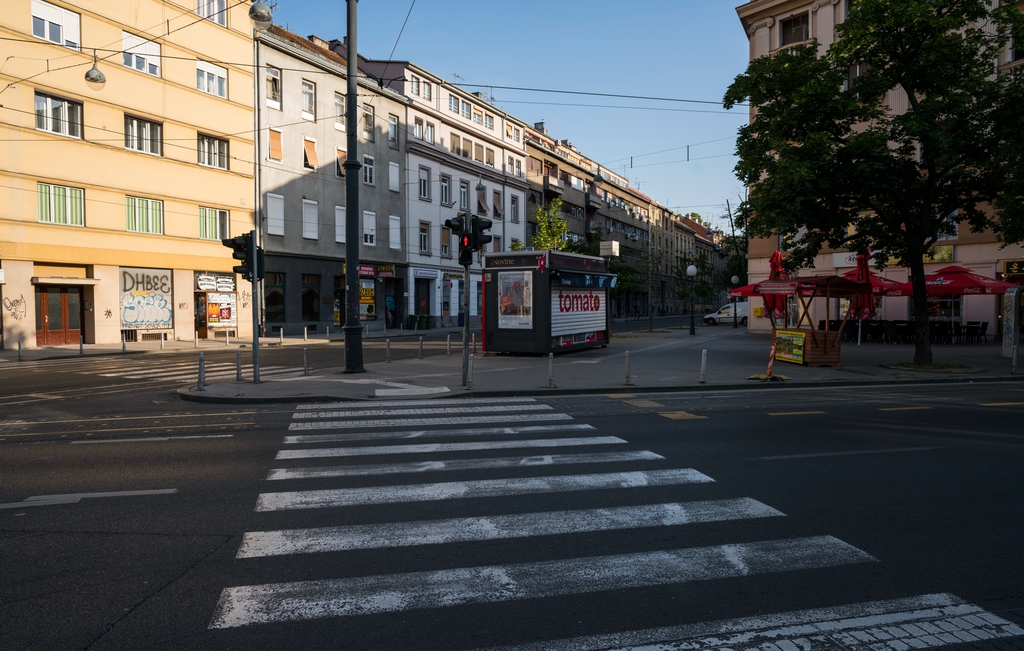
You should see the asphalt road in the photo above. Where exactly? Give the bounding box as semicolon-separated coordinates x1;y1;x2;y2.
1;381;1023;650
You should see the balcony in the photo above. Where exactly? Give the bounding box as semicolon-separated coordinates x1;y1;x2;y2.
543;175;563;195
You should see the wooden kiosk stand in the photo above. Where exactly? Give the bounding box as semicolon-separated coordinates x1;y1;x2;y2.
755;276;872;368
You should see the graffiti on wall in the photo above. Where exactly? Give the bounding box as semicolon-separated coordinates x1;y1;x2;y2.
120;267;173;330
3;294;26;320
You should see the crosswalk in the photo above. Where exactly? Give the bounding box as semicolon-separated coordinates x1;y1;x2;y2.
0;356;302;383
205;397;1022;649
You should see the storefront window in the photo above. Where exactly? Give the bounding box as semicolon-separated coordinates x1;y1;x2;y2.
910;296;962;321
265;273;285;323
302;274;320;322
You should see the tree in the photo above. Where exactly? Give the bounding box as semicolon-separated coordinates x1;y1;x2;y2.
529;198;569;251
724;0;1024;365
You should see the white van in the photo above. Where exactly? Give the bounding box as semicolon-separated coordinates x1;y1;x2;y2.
704;302;748;326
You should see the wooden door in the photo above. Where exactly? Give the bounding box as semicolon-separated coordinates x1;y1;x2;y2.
34;286;82;345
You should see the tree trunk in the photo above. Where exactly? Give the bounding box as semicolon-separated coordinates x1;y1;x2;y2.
908;252;933;365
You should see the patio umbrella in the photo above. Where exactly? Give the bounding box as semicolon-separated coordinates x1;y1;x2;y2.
762;251;787;324
920;265;1019;295
840;267;908;296
729;283;760;298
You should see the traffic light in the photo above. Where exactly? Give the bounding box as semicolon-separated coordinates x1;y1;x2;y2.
458;230;473;266
471;216;492;252
446;212;474;266
222;232;254;281
444;214;466;236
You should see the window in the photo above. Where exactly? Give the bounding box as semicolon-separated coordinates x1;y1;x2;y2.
473;109;483;125
474;143;484;163
196;0;226;26
32;0;79;49
493;190;504;219
459;181;469;210
507;156;514;175
265;273;285;323
515;159;522;177
461;101;471;119
198;134;228;169
441;227;451;257
423;82;432;101
389;215;401;250
303;138;318;169
363;154;375;185
449;96;459;113
268;129;282;161
301;80;315;119
484;114;494;130
125;196;163;234
335;206;346;243
414;118;423;139
388;114;399;147
197;60;227;97
493;235;501;253
462;138;472;158
302;199;318;240
419;167;430;200
419;222;430;253
267;192;284;235
37;182;83;226
266;65;281;107
334;93;346;130
780;13;809;45
198;207;228;240
301;274;320;322
513;127;521;143
485;148;494;168
388;161;400;192
34;92;81;138
123;33;160;76
362;104;375;141
450;134;461;155
410;75;420;95
363;210;376;245
511;195;519;223
336;148;346;177
425;122;435;144
440;175;451;205
936;210;960;241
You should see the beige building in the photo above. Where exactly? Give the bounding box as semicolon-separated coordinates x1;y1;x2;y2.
0;0;256;348
736;0;1024;334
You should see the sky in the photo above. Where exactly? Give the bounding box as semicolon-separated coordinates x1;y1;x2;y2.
269;0;753;231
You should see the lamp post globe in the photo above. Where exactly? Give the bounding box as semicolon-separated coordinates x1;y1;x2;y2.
84;50;105;90
249;0;273;30
731;275;740;329
686;264;697;336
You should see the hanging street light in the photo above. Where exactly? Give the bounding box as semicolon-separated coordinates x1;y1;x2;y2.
249;0;273;31
84;49;105;90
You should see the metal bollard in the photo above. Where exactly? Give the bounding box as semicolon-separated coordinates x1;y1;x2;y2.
121;334;126;352
326;326;330;340
226;331;230;346
279;328;284;344
303;326;307;342
547;352;554;388
18;338;23;362
194;330;198;348
419;336;424;359
160;332;165;350
386;338;391;363
472;333;477;354
1013;344;1019;375
447;334;451;356
80;335;84;356
624;351;631;385
699;349;707;384
304;347;309;376
197;352;206;391
236;349;242;381
468;353;474;390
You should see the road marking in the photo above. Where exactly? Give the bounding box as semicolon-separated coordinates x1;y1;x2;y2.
659;411;707;420
0;489;177;510
768;411;826;416
295;397;537;410
479;593;1024;651
605;394;635;399
751;446;939;461
3;412;255;426
209;535;871;628
283;423;596;445
71;435;234;445
237;498;784;558
276;436;628;460
267;450;664;480
375;386;450;396
625;399;663;408
878;406;933;412
292;404;554;419
289;413;574;430
0;423;253;438
979;401;1024;407
255;468;714;511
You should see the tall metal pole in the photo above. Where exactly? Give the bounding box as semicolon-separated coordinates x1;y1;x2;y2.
648;230;653;332
462;261;470;386
250;33;261;383
689;276;696;335
342;0;364;373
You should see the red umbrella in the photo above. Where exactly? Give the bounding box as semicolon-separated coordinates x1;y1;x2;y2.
730;283;760;298
840;267;907;297
848;254;877;320
920;265;1019;295
762;251;787;322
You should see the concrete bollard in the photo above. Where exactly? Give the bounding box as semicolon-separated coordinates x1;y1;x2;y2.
303;326;307;342
160;332;165;350
197;353;206;391
447;334;451;356
121;334;126;352
326;325;330;340
226;331;230;346
18;338;23;362
547;352;554;388
236;349;242;381
194;330;198;348
624;351;631;385
304;347;309;376
279;328;284;344
386;338;391;363
80;335;84;356
419;336;424;359
468;353;475;390
699;349;707;384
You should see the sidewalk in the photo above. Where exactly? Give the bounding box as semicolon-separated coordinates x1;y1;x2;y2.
171;326;1022;403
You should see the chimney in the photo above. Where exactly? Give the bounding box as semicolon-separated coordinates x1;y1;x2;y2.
534;121;547;135
472;91;483;99
308;34;331;50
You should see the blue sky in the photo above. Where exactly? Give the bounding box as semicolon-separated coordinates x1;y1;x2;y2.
270;1;751;229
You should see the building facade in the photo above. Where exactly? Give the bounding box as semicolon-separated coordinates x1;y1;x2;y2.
1;0;255;348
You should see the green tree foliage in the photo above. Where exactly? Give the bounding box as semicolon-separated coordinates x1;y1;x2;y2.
724;0;1024;365
530;198;569;251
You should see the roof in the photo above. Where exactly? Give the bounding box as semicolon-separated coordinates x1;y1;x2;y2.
266;25;347;67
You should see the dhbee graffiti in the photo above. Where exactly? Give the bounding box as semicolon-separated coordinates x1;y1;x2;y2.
3;294;26;320
120;267;173;330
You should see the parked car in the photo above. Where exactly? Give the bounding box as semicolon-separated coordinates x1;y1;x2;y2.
704;302;748;326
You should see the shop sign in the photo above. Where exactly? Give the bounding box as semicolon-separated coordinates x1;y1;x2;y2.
359;279;376;320
497;271;533;330
206;292;237;327
775;330;806;364
195;272;236;292
377;264;396;278
550;288;606;337
556;331;601;348
1004;260;1024;276
413;268;439;279
360;264;376;278
832;252;880;268
120;267;173;330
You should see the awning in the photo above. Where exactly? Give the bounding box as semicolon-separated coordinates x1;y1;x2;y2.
303;138;319;168
31;277;101;286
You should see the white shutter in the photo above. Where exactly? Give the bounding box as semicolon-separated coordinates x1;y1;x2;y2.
550;288;607;337
267;193;284;235
302;199;318;239
388;161;400;192
389;215;401;250
335;205;345;243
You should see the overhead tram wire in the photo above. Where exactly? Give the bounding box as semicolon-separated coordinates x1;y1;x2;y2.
456;83;748;108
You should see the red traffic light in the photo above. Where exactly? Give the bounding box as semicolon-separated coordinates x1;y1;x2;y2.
460;234;471;248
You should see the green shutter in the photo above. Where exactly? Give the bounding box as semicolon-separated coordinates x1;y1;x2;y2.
37;183;51;223
69;188;83;226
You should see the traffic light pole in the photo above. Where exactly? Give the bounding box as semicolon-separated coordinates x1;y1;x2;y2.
342;0;364;373
462;260;471;387
250;229;260;383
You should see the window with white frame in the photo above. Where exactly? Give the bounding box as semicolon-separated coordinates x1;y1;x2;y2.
268;129;282;161
335;205;346;243
388;161;400;192
410;75;420;95
266;65;281;108
123;32;160;76
388;114;399;148
780;13;810;45
459;181;469;210
419;167;430;200
302;138;318;169
513;127;521;143
35;92;81;138
425;122;434;144
363;154;375;185
301;79;315;119
441;227;451;257
32;0;80;49
198;134;228;169
485;148;494;168
484;114;494;130
125;196;163;234
449;96;459;113
423;82;432;101
198;206;229;240
511;195;519;223
507;155;514;175
389;215;401;250
334;92;345;130
515;159;522;177
473;108;483;125
197;60;227;97
936;209;960;240
419;222;430;253
267;192;284;235
461;101;471;119
414;117;423;139
196;0;226;26
302;199;319;239
362;104;375;141
336;147;345;177
37;182;84;226
362;210;376;245
440;175;451;205
124;115;162;155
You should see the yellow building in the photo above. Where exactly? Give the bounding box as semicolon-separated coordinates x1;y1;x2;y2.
0;0;255;347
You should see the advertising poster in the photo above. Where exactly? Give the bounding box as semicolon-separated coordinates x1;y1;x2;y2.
206;292;237;327
120;267;173;330
359;279;376;320
497;271;533;329
775;330;806;364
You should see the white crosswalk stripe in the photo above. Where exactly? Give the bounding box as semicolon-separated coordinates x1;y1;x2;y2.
209;396;881;642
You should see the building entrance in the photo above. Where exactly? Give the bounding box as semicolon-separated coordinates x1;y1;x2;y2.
34;286;83;345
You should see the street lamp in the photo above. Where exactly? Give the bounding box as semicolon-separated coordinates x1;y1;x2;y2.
84;49;105;90
731;275;740;329
687;264;697;335
248;0;273;30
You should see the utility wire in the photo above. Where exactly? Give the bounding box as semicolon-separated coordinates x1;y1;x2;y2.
458;83;746;107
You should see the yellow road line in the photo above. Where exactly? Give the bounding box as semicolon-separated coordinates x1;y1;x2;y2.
979;402;1024;407
768;411;826;416
605;394;635;399
626;400;664;408
659;411;707;420
878;406;933;412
